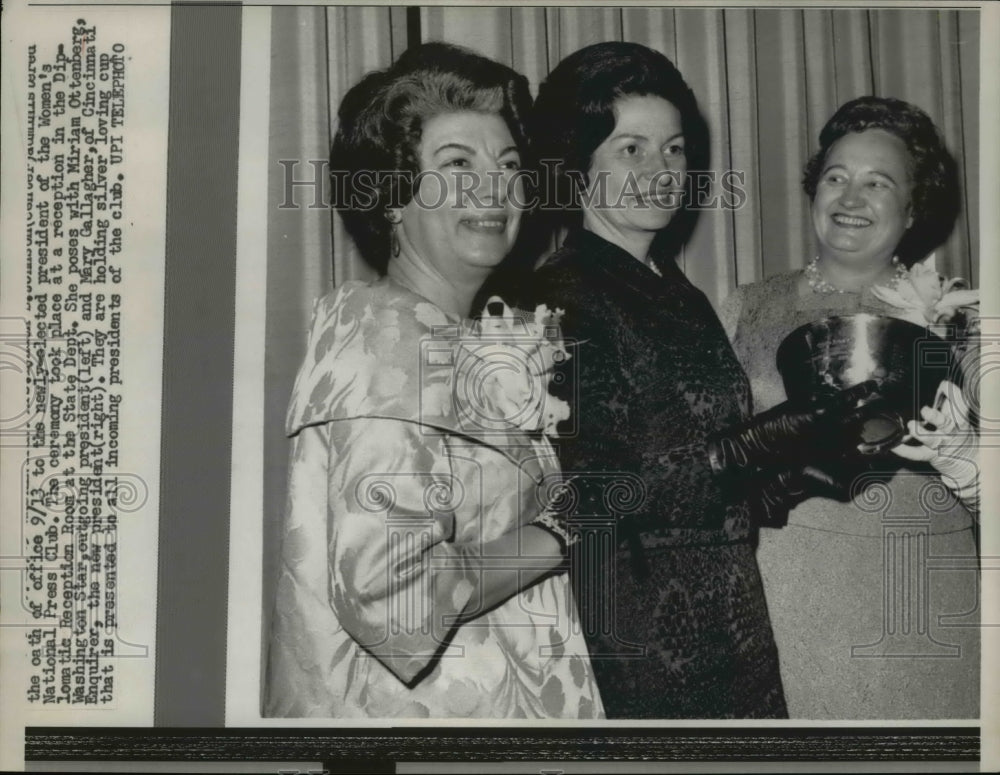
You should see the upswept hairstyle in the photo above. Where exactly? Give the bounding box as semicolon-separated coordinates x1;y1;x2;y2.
529;41;710;263
802;96;961;266
330;42;532;274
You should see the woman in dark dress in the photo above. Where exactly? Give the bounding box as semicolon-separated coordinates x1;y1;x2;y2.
514;42;877;718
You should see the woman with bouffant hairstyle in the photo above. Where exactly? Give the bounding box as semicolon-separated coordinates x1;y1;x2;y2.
529;40;710;265
801;96;960;267
722;96;977;718
332;42;533;274
514;42;877;719
265;42;603;719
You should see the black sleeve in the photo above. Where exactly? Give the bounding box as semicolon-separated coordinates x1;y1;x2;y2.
529;268;731;535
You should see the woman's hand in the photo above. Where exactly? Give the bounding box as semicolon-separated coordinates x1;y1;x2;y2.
448;476;576;625
751;463;855;526
891;380;979;512
707;380;881;476
450;524;565;626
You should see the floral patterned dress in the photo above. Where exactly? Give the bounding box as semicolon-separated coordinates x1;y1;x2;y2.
721;270;979;719
263;276;604;719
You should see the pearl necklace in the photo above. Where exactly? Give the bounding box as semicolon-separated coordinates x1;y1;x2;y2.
805;255;908;295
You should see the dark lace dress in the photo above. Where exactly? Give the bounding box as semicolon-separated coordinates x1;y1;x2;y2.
517;229;787;719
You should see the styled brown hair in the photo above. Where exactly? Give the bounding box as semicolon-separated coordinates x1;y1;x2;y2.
331;42;532;273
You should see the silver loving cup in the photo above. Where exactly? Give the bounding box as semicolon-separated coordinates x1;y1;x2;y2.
775;313;954;455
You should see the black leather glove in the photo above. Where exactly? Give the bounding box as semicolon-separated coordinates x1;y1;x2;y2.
707;380;881;478
750;465;850;527
750;468;804;528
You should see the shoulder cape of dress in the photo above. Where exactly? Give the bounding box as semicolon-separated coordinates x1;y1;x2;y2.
285;277;539;470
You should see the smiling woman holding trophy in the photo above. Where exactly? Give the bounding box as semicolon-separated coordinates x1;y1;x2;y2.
721;96;980;719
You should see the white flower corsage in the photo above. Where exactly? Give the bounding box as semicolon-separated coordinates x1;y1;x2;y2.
453;296;571;437
871;253;979;329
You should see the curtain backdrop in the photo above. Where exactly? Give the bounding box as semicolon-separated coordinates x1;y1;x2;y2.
260;6;980;670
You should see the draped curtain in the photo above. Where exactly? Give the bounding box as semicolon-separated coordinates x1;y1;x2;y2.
260;5;979;670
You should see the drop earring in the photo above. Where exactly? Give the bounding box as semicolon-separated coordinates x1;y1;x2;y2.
385;209;402;259
391;226;400;258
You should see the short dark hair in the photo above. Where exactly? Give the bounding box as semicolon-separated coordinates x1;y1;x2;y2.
529;41;710;263
330;42;532;274
802;96;960;266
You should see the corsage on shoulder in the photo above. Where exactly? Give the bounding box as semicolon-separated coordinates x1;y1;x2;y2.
871;253;979;331
871;253;980;388
452;296;570;438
